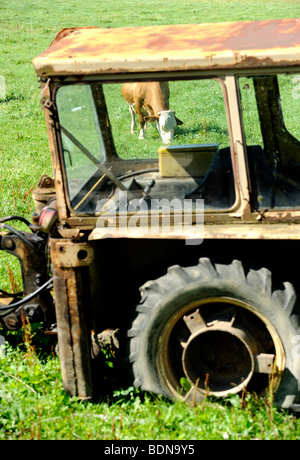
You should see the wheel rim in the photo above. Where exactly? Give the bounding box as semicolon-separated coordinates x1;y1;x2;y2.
156;297;285;402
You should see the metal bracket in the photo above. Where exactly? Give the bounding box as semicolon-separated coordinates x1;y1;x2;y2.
55;241;94;267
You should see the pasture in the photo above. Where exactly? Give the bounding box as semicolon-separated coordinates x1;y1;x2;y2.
1;0;300;440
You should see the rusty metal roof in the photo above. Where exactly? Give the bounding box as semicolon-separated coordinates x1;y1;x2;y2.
32;19;300;77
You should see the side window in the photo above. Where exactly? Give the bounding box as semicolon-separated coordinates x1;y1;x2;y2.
239;75;300;210
278;74;300;144
56;84;106;205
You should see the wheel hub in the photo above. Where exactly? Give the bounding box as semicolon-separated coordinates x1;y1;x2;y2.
182;315;259;396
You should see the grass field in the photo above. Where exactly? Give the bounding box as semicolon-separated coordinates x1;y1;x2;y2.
1;329;300;440
1;0;300;440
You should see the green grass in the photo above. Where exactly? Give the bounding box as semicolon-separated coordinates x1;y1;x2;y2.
0;332;300;440
1;0;300;440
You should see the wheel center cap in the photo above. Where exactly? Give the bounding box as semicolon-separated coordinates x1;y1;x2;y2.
182;321;258;396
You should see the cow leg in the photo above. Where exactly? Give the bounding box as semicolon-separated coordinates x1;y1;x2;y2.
136;105;146;140
129;104;137;133
156;120;160;134
139;125;146;140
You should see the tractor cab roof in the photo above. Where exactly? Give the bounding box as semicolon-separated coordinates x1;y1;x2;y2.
32;18;300;77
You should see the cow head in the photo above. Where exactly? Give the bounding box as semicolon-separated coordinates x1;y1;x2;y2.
144;110;183;144
158;110;178;144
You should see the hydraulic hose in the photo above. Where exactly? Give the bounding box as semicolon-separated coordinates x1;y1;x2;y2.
0;216;31;227
0;222;38;252
0;278;53;315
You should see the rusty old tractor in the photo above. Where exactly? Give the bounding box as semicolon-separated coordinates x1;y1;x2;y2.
1;19;300;410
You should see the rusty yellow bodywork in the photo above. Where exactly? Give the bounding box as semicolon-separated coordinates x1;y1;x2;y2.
25;20;300;401
33;19;300;76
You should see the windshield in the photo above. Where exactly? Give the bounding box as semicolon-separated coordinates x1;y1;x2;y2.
56;79;236;215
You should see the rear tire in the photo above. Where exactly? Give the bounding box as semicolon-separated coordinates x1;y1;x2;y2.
128;258;300;409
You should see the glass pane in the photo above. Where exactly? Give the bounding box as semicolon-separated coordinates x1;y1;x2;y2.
239;75;300;210
104;79;230;159
56;79;235;214
278;74;300;143
56;85;106;203
104;79;235;211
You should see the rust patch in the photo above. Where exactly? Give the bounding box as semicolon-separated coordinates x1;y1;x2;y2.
224;20;300;51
